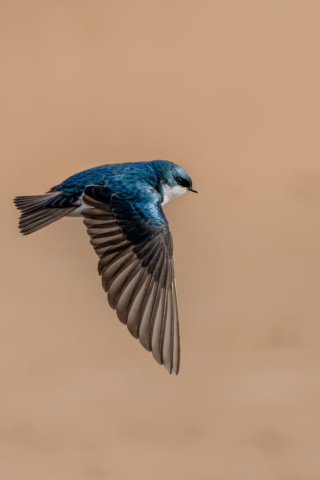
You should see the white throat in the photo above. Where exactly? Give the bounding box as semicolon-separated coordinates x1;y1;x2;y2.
161;184;187;206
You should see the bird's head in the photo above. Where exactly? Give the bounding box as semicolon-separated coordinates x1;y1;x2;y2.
152;160;197;206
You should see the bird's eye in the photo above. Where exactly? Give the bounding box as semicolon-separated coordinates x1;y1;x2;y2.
175;176;190;188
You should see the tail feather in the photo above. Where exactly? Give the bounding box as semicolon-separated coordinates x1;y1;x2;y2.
14;192;76;235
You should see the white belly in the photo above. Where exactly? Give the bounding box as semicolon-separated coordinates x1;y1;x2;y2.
67;199;92;217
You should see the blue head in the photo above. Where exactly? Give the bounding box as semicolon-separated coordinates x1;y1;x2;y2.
151;160;197;205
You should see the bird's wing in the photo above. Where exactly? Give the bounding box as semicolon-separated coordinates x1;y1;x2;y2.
81;186;180;375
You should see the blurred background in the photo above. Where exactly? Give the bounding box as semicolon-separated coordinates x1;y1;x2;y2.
1;1;320;479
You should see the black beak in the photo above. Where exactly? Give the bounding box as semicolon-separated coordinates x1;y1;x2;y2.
188;188;198;193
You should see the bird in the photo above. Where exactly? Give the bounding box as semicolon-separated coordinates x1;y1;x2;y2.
14;160;197;374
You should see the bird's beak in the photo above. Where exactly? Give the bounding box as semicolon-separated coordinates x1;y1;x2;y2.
188;187;198;193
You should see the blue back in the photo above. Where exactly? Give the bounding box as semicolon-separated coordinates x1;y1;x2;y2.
55;160;189;198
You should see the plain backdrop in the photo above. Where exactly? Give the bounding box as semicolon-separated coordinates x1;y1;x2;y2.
1;1;320;479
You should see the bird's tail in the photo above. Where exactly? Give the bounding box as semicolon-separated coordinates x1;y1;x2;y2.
14;192;76;235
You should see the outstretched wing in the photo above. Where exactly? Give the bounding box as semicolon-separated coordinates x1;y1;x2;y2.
81;186;180;375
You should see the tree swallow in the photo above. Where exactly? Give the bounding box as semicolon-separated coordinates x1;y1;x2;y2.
14;160;197;374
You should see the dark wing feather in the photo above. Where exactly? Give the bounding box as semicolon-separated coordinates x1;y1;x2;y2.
81;186;180;375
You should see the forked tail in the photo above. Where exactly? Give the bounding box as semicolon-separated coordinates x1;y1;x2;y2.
14;192;76;235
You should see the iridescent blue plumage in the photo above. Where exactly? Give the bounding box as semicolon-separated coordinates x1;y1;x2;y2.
54;160;193;202
14;160;196;375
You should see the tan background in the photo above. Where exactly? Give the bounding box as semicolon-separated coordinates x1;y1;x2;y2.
1;1;320;479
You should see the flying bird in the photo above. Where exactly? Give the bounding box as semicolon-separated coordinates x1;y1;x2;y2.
14;160;197;374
